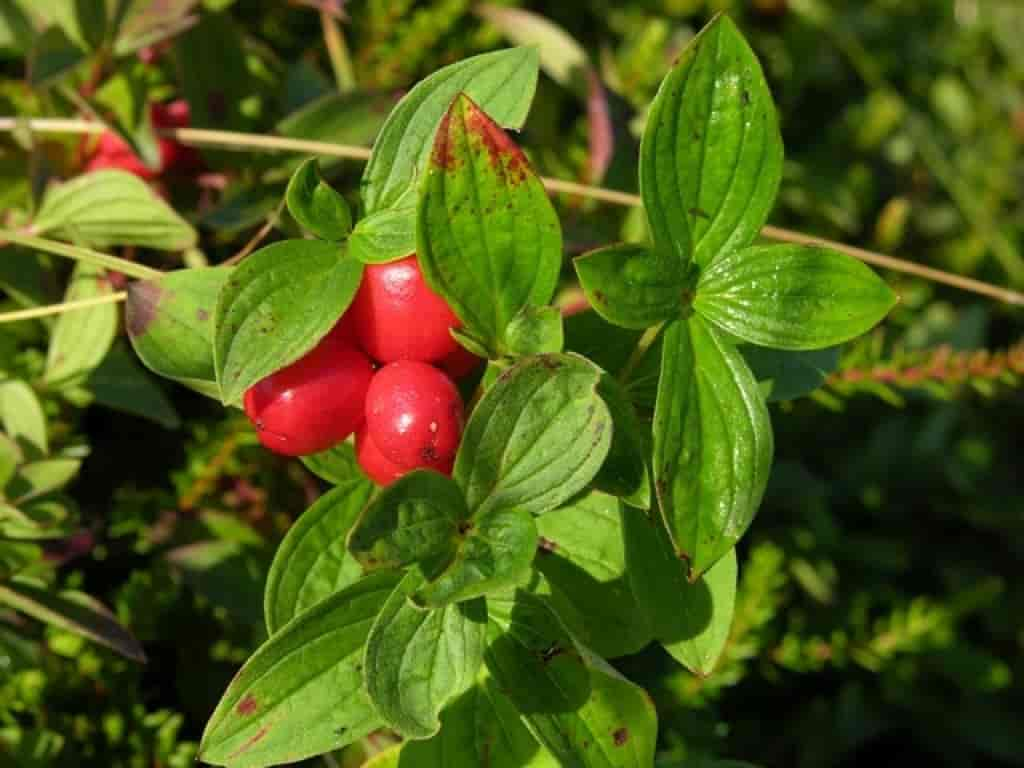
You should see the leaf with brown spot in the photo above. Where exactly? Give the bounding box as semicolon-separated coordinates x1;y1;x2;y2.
126;266;231;399
418;94;561;356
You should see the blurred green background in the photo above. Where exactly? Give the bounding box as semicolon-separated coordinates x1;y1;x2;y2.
0;0;1022;766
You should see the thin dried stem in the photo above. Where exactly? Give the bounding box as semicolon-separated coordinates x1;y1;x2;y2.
2;118;1022;306
0;230;163;281
0;291;127;324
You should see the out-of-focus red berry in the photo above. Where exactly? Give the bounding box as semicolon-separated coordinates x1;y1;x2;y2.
355;424;408;486
243;323;374;457
350;256;462;364
364;361;464;472
82;100;202;179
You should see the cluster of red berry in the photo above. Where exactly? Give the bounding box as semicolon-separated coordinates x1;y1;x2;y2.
82;99;203;180
243;256;480;485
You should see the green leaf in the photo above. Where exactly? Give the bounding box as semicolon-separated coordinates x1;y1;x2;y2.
398;671;559;768
199;570;401;768
126;266;230;397
416;505;538;607
418;93;561;355
485;590;658;768
694;245;898;350
33;170;197;251
574;244;687;330
113;0;199;55
44;263;117;387
0;580;144;662
7;459;81;504
640;14;782;267
173;11;251;132
535;493;652;659
85;343;181;429
285;158;352;241
300;440;363;485
36;0;107;52
213;240;363;406
454;354;612;517
30;25;86;86
0;380;47;453
364;570;486;739
623;510;736;675
593;374;650;509
0;0;34;57
475;5;587;91
0;497;74;540
362;47;539;214
506;305;564;357
349;204;416;264
740;345;840;402
563;311;641;379
653;315;772;579
0;433;19;488
263;477;374;635
347;471;468;574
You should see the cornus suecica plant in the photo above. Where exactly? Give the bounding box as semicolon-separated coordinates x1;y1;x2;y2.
2;14;897;768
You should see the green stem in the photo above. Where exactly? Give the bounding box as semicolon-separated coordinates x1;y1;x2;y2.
619;322;664;385
321;10;357;94
0;230;163;281
0;292;128;324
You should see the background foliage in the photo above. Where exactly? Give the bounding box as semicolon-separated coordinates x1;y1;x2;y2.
1;0;1022;766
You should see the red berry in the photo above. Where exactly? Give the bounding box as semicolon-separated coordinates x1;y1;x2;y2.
350;255;461;363
82;100;202;179
355;424;407;486
439;344;483;380
243;323;373;456
364;361;464;472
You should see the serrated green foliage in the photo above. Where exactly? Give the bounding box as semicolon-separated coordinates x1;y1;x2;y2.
535;493;652;659
695;245;898;350
199;571;401;767
125;266;230;398
285;158;352;241
364;570;486;739
362;47;539;213
653;315;772;579
593;374;650;509
416;505;538;607
349;204;416;264
418;93;561;355
33;171;197;251
44;263;117;387
454;353;612;517
640;14;782;268
398;671;559;767
263;477;374;635
623;511;736;675
6;459;80;505
485;590;658;767
348;471;467;574
574;244;687;330
213;239;363;405
85;342;181;429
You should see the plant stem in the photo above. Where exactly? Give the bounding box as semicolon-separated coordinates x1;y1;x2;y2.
0;230;162;281
619;322;664;385
2;118;1022;305
321;10;356;93
0;292;127;324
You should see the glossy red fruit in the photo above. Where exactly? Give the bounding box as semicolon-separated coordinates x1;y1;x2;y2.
350;255;462;363
355;424;407;486
439;344;483;380
243;324;374;456
364;361;464;472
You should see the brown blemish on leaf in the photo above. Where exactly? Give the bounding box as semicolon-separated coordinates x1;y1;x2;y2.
125;280;164;338
432;107;457;171
197;308;209;322
462;98;529;183
688;207;710;220
236;694;258;716
613;727;629;746
457;520;474;536
228;725;270;759
538;536;558;554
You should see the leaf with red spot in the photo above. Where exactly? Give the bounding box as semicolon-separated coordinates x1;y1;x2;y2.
417;93;561;357
199;570;401;768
